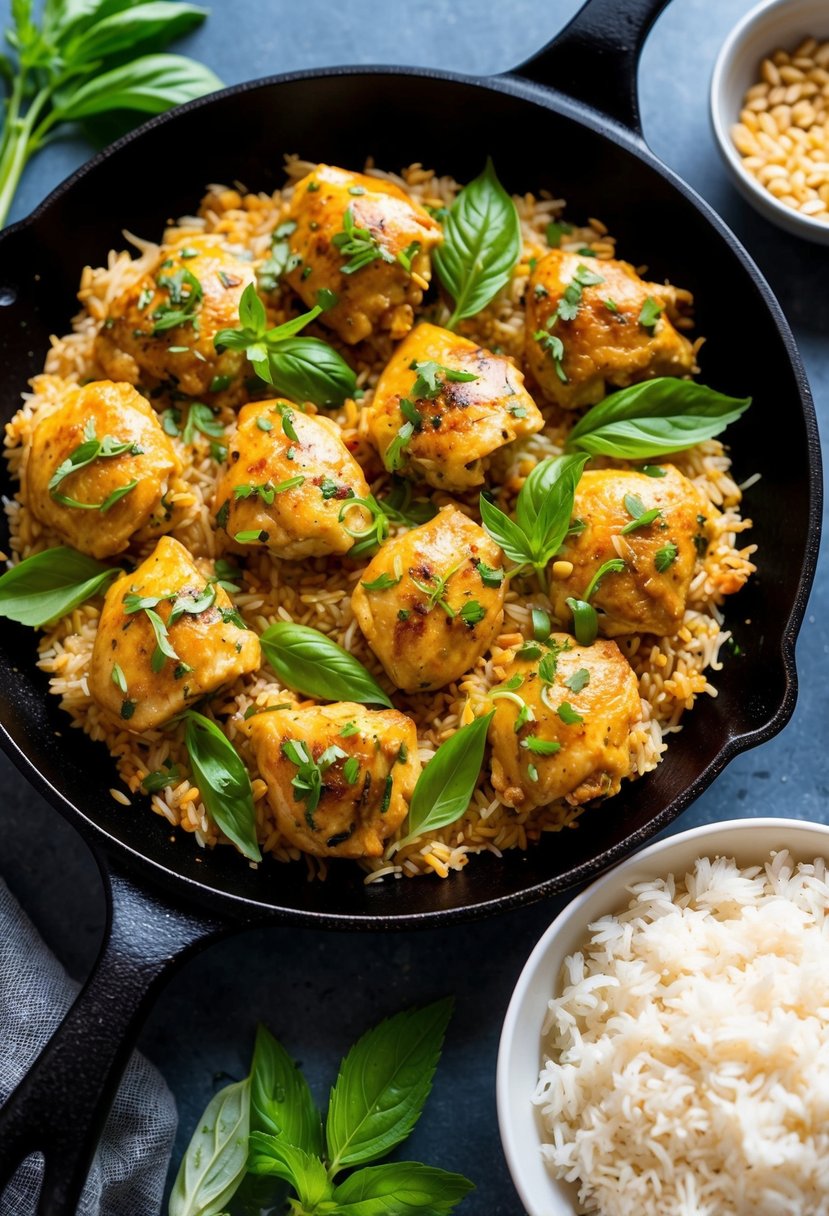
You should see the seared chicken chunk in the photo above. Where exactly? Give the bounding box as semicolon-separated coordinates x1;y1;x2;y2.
549;466;713;638
247;702;420;858
26;380;181;560
95;235;255;397
525;250;695;409
284;165;442;344
89;536;260;732
365;322;544;491
488;634;641;812
352;505;506;693
213;399;372;558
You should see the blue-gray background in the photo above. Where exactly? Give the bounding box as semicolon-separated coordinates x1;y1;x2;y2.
1;0;828;1210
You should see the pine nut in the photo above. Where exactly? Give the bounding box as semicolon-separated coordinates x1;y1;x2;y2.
731;36;829;224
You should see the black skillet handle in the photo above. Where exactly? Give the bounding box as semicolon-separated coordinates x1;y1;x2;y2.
510;0;674;138
0;855;226;1215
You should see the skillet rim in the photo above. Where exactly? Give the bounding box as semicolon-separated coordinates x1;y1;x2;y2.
0;62;821;928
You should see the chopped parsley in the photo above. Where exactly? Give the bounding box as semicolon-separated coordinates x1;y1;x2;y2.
655;542;679;572
638;295;663;331
621;493;662;534
564;667;590;693
332;206;395;275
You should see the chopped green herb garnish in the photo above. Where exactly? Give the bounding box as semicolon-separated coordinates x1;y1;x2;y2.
459;600;486;628
638;295;663;331
655;542;679;572
111;662;127;694
564;667;590;693
476;562;504;589
521;736;561;755
556;701;583;725
621;493;662;534
332;206;395;275
361;572;401;592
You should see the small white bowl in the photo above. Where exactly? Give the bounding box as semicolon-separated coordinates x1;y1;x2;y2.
496;816;829;1216
710;0;829;244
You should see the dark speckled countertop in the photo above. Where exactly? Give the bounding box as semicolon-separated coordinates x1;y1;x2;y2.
0;0;827;1210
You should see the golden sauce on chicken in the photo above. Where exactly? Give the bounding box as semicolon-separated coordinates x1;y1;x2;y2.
213;399;372;558
247;702;420;858
26;380;182;560
525;251;695;409
284;165;442;344
365;322;544;491
351;505;506;693
96;234;255;397
488;635;642;811
89;536;260;732
549;466;713;637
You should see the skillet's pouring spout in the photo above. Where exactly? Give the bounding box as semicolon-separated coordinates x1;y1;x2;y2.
512;0;674;135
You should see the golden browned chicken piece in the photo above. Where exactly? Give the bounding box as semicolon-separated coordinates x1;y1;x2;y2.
213;399;372;558
351;505;506;693
26;380;182;560
549;465;713;638
525;250;695;409
247;701;420;858
95;234;255;397
488;634;641;812
365;322;544;491
89;536;260;732
284;165;442;345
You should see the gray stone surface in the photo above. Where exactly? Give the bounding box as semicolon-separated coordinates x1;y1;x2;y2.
0;0;827;1211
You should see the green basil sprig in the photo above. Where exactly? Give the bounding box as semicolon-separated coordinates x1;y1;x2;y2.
0;546;121;627
325;1000;454;1170
433;158;521;331
214;283;356;408
173;1004;473;1216
168;1076;251;1216
183;711;261;862
479;454;589;583
259;621;392;708
0;3;220;229
395;711;494;850
243;1001;472;1215
564;378;752;459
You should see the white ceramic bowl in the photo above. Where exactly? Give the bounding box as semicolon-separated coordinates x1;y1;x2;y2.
496;816;829;1216
710;0;829;244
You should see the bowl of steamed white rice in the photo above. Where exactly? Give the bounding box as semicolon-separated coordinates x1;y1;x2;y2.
497;817;829;1216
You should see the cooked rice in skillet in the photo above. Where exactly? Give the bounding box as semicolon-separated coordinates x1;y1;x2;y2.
2;159;756;881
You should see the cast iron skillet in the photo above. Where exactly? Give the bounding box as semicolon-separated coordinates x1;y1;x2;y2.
0;0;820;1208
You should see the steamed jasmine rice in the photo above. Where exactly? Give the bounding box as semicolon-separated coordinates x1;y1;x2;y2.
535;851;829;1215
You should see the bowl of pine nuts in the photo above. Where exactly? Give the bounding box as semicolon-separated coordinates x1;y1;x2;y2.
711;0;829;242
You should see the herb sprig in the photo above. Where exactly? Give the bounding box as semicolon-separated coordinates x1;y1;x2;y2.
433;158;521;330
564;379;752;459
0;546;122;627
170;1004;473;1216
479;454;589;589
0;1;221;230
259;621;392;708
215;283;356;408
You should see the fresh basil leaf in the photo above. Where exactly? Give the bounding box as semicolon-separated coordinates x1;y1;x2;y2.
54;53;222;119
565;379;751;459
326;999;453;1171
478;496;533;566
515;454;589;564
0;546;121;627
264;338;356;408
247;1133;331;1210
168;1077;250;1216
332;1162;475;1215
184;711;261;862
434;158;521;329
251;1024;323;1153
65;2;207;64
259;622;392;708
401;712;494;843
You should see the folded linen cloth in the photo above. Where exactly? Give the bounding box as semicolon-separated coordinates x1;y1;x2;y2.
0;879;177;1214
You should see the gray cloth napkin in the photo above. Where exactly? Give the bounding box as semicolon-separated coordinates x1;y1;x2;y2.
0;879;177;1214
